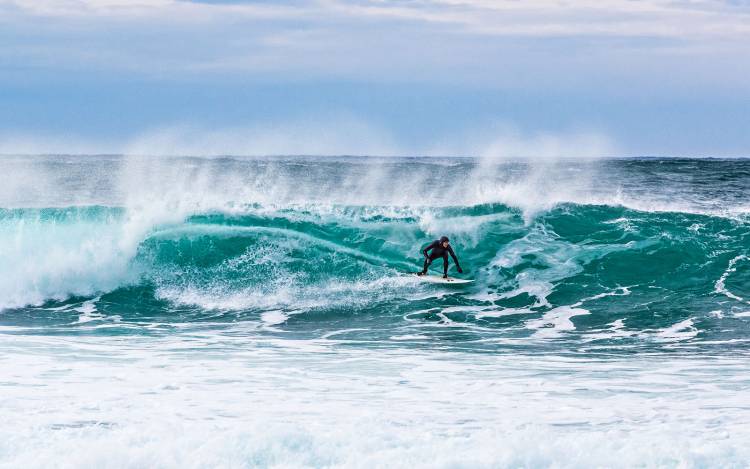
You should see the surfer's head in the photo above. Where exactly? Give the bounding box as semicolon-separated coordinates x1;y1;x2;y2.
440;236;449;247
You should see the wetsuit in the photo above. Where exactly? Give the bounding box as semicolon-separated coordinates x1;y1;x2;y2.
421;240;461;276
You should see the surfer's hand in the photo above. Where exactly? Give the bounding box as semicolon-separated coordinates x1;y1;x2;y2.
457;267;463;273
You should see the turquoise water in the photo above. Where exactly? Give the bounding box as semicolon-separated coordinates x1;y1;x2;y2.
2;155;750;467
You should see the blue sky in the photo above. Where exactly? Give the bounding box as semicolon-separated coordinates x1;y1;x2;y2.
1;0;749;156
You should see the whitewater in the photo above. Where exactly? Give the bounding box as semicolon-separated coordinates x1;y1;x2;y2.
2;154;750;468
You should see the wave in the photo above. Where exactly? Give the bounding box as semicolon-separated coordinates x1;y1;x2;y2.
3;155;750;347
3;200;750;344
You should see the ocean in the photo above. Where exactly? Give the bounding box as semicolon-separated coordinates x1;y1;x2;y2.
2;155;749;468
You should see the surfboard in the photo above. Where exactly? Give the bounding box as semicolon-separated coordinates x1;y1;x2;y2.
415;274;474;284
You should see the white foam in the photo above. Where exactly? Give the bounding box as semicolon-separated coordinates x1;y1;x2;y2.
260;310;289;326
155;273;419;313
73;299;97;315
0;211;141;310
2;335;750;468
474;307;535;319
583;319;640;342
74;297;104;323
656;318;699;342
609;319;625;329
389;334;429;341
714;255;748;304
526;306;591;338
573;287;631;307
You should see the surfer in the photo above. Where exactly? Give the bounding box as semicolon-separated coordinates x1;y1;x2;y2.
417;236;463;278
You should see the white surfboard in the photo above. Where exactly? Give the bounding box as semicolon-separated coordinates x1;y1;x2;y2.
415;274;474;284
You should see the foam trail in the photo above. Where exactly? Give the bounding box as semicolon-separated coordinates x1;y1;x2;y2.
656;318;699;342
714;255;748;303
526;306;591;338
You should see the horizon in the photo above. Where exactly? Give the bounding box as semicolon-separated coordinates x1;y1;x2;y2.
2;153;750;160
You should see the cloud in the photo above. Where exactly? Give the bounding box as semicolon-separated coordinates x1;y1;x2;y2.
6;0;750;40
2;0;748;89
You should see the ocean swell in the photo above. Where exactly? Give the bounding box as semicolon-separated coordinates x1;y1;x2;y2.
2;200;749;348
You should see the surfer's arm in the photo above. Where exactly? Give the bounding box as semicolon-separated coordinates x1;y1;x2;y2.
447;246;463;272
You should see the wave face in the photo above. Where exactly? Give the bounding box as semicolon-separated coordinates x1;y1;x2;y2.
2;155;750;351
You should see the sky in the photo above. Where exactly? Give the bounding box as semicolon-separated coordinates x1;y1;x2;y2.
1;0;749;157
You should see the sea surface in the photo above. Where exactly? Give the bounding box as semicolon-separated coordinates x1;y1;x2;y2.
2;155;750;468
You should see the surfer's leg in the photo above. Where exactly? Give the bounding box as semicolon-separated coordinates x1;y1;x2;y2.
420;257;432;274
442;254;449;276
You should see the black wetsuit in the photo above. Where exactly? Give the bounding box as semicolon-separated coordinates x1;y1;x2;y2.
421;240;461;276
